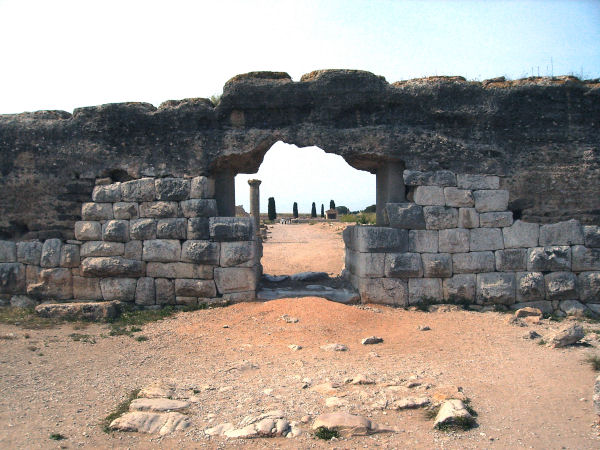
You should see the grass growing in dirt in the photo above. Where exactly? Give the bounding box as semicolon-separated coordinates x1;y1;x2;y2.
49;433;66;440
435;415;477;431
585;354;600;371
102;389;140;433
69;333;96;344
0;307;60;329
314;426;339;440
423;404;441;420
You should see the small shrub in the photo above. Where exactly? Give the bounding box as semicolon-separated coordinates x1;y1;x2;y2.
585;354;600;371
314;426;339;440
135;335;149;342
49;433;66;440
69;333;96;344
435;416;476;431
538;339;546;346
209;94;222;106
423;404;441;420
102;389;140;433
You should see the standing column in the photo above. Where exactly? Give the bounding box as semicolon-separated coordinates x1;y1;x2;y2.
248;179;261;235
376;161;406;226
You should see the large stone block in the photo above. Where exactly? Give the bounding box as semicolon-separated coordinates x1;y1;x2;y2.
27;268;73;300
220;241;257;267
16;241;42;265
510;300;553;315
544;272;577;301
357;277;408;306
175;279;217;297
452;252;495;273
10;295;37;308
422;253;452;278
408;230;438;253
92;183;121;202
80;257;144;277
214;267;258;294
26;265;41;285
456;174;500;190
476;272;516;305
571;245;600;271
113;202;139;220
345;226;407;253
102;220;130;242
209;217;255;241
72;276;103;300
80;241;125;257
578;272;600;303
404;170;456;187
139;201;179;218
100;278;137;302
458;208;479;228
444;187;474;207
527;246;571;271
408;278;443;304
155;177;190;201
502;220;539;248
584;225;600;248
190;176;215;199
155;278;175;305
438;228;469;253
414;186;445;206
495;249;527;271
35;301;119;321
479;212;513;228
385;203;426;229
124;240;142;260
74;221;102;241
385;253;423;278
130;219;157;240
146;262;214;279
40;239;62;268
473;190;509;213
180;199;218;218
469;228;503;251
142;240;181;262
187;217;210;240
0;263;26;294
443;274;476;302
181;241;220;265
121;178;156;202
346;250;385;278
539;219;584;246
81;202;113;220
60;244;80;268
423;206;458;230
135;277;155;306
157;218;187;240
0;241;17;262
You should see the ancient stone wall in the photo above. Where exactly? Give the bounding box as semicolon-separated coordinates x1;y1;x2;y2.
0;176;261;308
344;170;600;315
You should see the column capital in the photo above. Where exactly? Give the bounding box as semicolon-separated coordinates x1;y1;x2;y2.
248;179;262;187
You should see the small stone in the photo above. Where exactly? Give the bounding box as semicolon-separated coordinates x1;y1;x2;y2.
392;397;431;410
584;225;600;248
288;344;302;351
209;217;255;241
325;397;349;408
524;330;541;339
514;307;542;318
347;374;375;385
321;343;348;351
433;399;475;429
361;336;383;345
417;325;431;331
281;314;299;323
549;324;585;348
187;217;210;240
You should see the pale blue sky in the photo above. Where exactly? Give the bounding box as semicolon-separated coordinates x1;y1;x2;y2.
1;0;598;211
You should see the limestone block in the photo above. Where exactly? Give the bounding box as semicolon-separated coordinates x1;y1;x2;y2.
101;278;136;301
10;295;37;308
113;202;139;220
527;246;571;271
0;263;26;294
479;212;513;228
146;262;214;279
458;208;479;229
578;272;600;303
408;278;442;304
443;274;476;302
80;257;145;277
0;241;17;262
357;277;408;306
444;187;474;207
345;226;408;253
130;219;157;240
209;217;255;241
414;186;445;206
220;241;257;267
179;199;218;218
80;241;125;257
559;300;589;317
495;249;527;272
456;174;500;190
35;301;119;321
102;220;129;242
408;230;438;253
347;251;385;278
422;253;452;278
27;268;73;300
190;176;215;199
385;203;426;229
74;221;102;241
539;219;584;246
403;170;456;187
187;218;210;240
384;253;423;278
423;206;458;230
469;228;503;251
175;279;217;297
510;300;553;315
571;245;600;271
176;297;198;307
60;244;80;268
544;272;578;301
81;202;113;220
214;267;258;294
476;272;516;305
473;190;509;213
181;241;220;265
40;239;62;268
157;218;187;240
438;228;469;253
135;278;156;306
16;241;42;265
139;201;179;218
221;291;256;302
92;183;121;202
72;276;103;300
502;220;539;248
124;241;143;260
142;240;181;262
155;178;190;201
26;265;41;285
452;252;495;273
121;178;156;202
155;278;175;305
584;225;600;248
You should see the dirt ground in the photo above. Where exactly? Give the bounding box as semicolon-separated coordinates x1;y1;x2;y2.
1;223;600;449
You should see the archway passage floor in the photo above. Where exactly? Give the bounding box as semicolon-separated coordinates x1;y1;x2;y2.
1;297;600;449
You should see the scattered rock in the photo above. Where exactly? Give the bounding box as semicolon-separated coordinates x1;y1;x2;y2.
205;422;234;436
524;330;541;339
129;398;189;412
311;382;341;395
110;411;190;435
505;316;527;327
361;336;384;345
549;324;585;348
432;385;467;402
514;307;543;318
345;374;375;385
433;399;475;429
138;382;175;399
288;344;302;351
320;343;348;352
312;412;392;437
281;314;299;323
417;325;431;331
391;396;431;410
325;396;349;408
